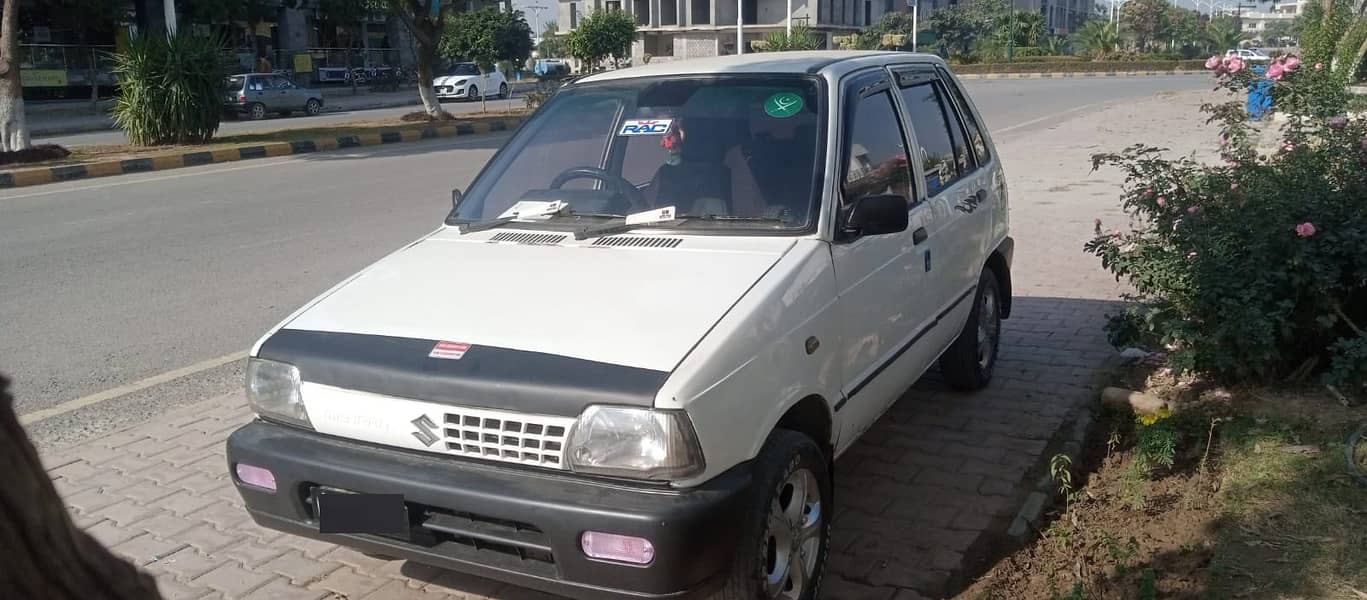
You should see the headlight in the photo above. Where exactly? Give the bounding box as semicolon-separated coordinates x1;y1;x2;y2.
567;406;704;480
245;358;311;429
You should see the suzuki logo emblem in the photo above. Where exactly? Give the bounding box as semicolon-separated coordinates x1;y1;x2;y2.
411;415;439;447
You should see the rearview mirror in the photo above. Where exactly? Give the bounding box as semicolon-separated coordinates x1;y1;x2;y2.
451;188;463;209
844;194;908;237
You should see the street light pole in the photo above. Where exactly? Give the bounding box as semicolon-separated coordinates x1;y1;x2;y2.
911;1;918;52
737;0;744;54
527;5;548;44
786;0;792;35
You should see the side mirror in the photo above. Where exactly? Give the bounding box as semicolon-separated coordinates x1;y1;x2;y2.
451;188;463;210
845;194;909;237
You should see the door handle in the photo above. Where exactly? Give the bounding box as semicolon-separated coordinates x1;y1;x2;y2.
912;227;928;245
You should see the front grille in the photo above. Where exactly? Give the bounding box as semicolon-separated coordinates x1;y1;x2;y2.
593;236;684;248
489;232;567;245
440;406;574;469
436;86;451;93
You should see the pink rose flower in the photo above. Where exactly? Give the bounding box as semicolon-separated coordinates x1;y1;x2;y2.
1187;205;1201;215
1267;62;1285;80
1226;57;1245;73
1283;56;1300;71
1230;182;1239;191
1314;62;1324;71
1156;196;1167;206
1205;55;1222;70
1295;222;1316;238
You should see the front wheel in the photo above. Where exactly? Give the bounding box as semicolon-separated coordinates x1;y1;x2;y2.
304;98;322;115
499;82;509;99
248;102;267;120
467;85;478;101
939;269;1003;391
709;429;830;600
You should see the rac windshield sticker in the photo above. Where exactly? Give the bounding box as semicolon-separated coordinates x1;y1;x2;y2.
764;92;804;118
618;118;674;136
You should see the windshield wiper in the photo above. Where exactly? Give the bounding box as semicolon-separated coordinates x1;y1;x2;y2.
457;215;518;234
573;219;680;240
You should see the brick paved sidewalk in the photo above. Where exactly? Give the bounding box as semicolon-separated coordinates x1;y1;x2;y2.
35;90;1220;599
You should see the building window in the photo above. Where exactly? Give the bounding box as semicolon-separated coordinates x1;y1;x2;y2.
606;0;621;10
864;0;871;26
692;0;711;24
662;0;679;25
570;2;578;28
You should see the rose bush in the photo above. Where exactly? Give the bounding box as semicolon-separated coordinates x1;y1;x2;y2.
1086;51;1367;398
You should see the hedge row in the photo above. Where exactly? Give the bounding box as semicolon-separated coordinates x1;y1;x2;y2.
953;60;1208;74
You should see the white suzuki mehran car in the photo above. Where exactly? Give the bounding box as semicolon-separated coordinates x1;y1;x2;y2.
229;51;1012;600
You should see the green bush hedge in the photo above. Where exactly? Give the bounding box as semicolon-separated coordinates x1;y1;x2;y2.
111;32;225;146
953;60;1206;74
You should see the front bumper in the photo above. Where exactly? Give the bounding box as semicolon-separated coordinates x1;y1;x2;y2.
434;85;469;99
226;420;751;599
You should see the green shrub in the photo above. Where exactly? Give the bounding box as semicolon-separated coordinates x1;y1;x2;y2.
111;32;225;146
1087;58;1367;395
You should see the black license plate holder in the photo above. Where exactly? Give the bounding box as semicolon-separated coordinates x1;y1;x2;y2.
316;489;409;536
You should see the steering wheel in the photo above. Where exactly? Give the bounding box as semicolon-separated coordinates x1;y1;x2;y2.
548;166;647;213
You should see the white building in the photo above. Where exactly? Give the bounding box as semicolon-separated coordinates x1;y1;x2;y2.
558;0;897;64
1237;0;1308;42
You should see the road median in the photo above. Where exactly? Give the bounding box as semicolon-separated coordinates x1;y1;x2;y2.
1;112;526;190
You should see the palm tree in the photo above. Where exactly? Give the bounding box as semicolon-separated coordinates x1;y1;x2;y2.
1013;11;1048;48
1205;18;1247;53
1074;20;1119;60
1045;34;1069;55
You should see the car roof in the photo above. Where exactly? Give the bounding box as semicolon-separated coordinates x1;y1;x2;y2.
577;51;948;84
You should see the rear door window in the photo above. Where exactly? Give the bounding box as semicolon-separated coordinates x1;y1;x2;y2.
938;67;990;164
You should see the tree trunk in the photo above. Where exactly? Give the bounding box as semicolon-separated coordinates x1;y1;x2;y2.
0;0;31;152
415;42;445;117
0;374;164;599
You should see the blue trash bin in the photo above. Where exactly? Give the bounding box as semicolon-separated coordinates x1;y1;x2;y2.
1247;65;1273;120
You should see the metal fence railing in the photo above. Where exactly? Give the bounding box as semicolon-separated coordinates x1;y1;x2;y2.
20;44;118;101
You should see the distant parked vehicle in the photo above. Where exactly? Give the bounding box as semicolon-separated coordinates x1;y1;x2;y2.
1226;48;1272;63
224;73;324;120
432;62;508;101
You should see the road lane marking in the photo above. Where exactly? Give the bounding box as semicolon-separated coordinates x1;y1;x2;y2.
993;101;1108;135
18;350;248;425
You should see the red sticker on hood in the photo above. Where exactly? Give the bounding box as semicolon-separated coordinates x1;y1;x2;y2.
429;341;471;360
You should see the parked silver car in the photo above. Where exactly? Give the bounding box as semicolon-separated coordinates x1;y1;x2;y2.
224;73;324;120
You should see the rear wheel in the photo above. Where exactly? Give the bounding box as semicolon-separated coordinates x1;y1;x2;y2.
248;102;267;120
939;269;1002;391
499;82;509;99
305;98;322;115
708;429;830;600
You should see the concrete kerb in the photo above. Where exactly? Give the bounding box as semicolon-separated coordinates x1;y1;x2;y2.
957;70;1207;80
0;116;524;190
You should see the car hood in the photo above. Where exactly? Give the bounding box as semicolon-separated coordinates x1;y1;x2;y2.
433;75;476;85
257;226;796;415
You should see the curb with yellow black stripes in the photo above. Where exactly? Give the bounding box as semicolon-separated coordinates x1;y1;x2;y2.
0;117;524;190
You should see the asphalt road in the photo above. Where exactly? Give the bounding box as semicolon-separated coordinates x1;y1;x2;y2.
34;95;526;147
3;75;1210;451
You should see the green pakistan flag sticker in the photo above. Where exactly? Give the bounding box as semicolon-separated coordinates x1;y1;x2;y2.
764;92;804;118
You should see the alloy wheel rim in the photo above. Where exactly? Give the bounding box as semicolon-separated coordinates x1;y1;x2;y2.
763;467;822;599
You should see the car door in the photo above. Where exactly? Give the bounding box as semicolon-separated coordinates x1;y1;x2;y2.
246;75;270;108
276;76;306;110
891;65;990;356
829;69;940;452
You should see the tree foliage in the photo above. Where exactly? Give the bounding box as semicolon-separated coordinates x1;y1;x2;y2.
1204;17;1247;53
385;0;461;116
538;22;569;58
928;0;1008;59
1120;0;1170;51
856;11;921;50
441;8;533;71
565;9;635;71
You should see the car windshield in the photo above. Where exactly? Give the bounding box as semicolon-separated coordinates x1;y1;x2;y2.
448;64;480;76
449;75;825;231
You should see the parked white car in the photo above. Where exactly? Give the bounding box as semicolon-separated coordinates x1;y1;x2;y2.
229;51;1012;600
1226;48;1272;63
433;62;509;101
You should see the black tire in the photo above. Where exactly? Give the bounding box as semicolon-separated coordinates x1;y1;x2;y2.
304;98;322;115
709;429;831;600
248;102;267;120
499;82;509;99
467;85;478;101
939;269;1003;391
